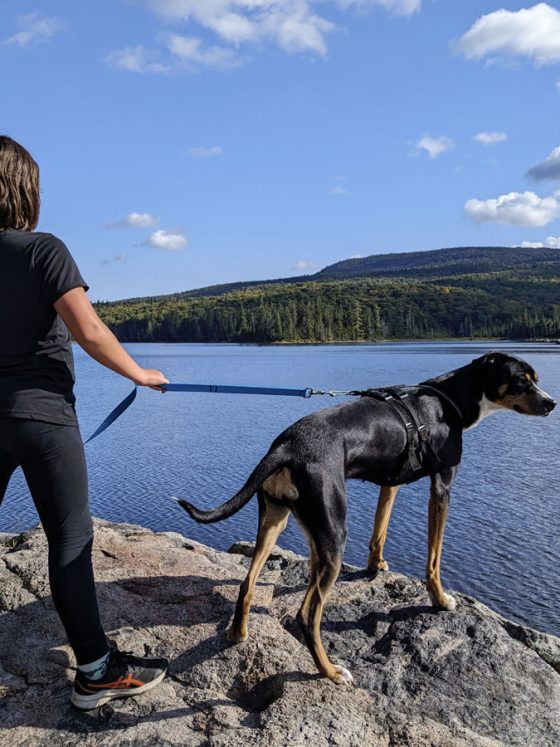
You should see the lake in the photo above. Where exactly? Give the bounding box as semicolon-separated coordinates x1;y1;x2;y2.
1;341;559;637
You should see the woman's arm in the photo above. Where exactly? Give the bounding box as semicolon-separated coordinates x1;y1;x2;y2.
54;287;169;390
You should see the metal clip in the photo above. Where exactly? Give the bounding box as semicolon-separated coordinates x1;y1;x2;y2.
308;389;353;398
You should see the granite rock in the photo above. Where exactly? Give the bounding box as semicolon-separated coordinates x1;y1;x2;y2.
1;520;559;746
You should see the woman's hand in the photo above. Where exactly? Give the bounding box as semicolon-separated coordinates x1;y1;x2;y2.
134;368;170;392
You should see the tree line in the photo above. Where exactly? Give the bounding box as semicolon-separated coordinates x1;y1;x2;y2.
95;274;560;342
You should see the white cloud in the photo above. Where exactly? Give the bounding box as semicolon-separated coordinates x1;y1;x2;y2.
107;36;240;72
465;190;560;227
526;146;560;181
150;1;335;58
291;259;318;272
165;33;242;69
102;253;128;265
519;236;560;248
413;134;454;158
145;229;188;251
211;13;256;45
473;131;508;146
126;212;160;228
455;3;560;66
329;185;348;195
267;9;332;56
106;46;169;73
4;12;63;46
109;0;421;74
107;212;160;229
154;0;422;26
329;176;348;195
336;0;421;16
188;145;223;157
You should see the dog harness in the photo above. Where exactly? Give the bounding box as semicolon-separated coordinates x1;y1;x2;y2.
352;386;461;483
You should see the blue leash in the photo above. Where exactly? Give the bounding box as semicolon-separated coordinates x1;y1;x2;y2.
83;383;353;445
165;383;314;397
83;387;138;444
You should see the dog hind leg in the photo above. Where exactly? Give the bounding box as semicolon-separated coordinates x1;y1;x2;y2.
426;470;457;610
297;547;352;685
367;485;399;574
227;492;289;643
295;487;352;685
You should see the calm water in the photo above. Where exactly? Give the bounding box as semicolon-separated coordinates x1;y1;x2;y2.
2;342;559;637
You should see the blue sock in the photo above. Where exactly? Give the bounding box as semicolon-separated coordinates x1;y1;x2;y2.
78;650;110;681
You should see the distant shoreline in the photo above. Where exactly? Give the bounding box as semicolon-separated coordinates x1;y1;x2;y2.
109;337;560;346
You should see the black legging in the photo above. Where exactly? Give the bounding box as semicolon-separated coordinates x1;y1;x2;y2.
0;418;108;665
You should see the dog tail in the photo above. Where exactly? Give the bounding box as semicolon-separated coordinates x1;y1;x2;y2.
174;448;286;524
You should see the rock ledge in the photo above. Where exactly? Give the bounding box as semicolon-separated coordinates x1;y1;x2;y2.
1;519;559;746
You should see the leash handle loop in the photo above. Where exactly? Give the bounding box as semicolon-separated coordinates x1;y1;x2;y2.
83;386;138;445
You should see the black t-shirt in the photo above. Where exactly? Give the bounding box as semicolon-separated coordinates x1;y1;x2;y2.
0;229;89;425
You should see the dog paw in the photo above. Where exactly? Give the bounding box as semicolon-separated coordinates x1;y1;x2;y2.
367;559;389;576
429;590;457;611
441;593;457;611
226;627;247;643
331;665;354;685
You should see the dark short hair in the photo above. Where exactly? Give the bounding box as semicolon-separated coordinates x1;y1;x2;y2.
0;136;40;231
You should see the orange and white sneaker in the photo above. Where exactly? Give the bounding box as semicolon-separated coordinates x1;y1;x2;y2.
71;646;168;710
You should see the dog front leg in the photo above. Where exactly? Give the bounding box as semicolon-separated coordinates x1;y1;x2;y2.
367;485;399;574
426;471;456;610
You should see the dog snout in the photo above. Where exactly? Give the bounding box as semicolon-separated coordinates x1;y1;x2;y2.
535;391;556;415
533;384;556;415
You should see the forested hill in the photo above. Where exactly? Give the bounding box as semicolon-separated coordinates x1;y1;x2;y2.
95;245;560;342
126;245;560;301
314;245;560;280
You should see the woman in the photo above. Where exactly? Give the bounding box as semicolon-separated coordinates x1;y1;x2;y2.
0;135;169;710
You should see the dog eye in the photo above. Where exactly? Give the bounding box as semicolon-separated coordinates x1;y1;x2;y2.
514;375;530;388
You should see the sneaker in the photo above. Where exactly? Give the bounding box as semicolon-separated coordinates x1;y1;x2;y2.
71;645;168;710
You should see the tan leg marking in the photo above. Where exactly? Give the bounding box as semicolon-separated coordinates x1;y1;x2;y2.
227;501;289;643
367;485;399;573
262;467;299;500
426;493;456;610
297;553;352;685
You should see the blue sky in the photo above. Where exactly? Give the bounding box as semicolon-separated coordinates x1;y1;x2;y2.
2;1;560;301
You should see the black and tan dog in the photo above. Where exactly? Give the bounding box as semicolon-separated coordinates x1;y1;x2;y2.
176;353;555;685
